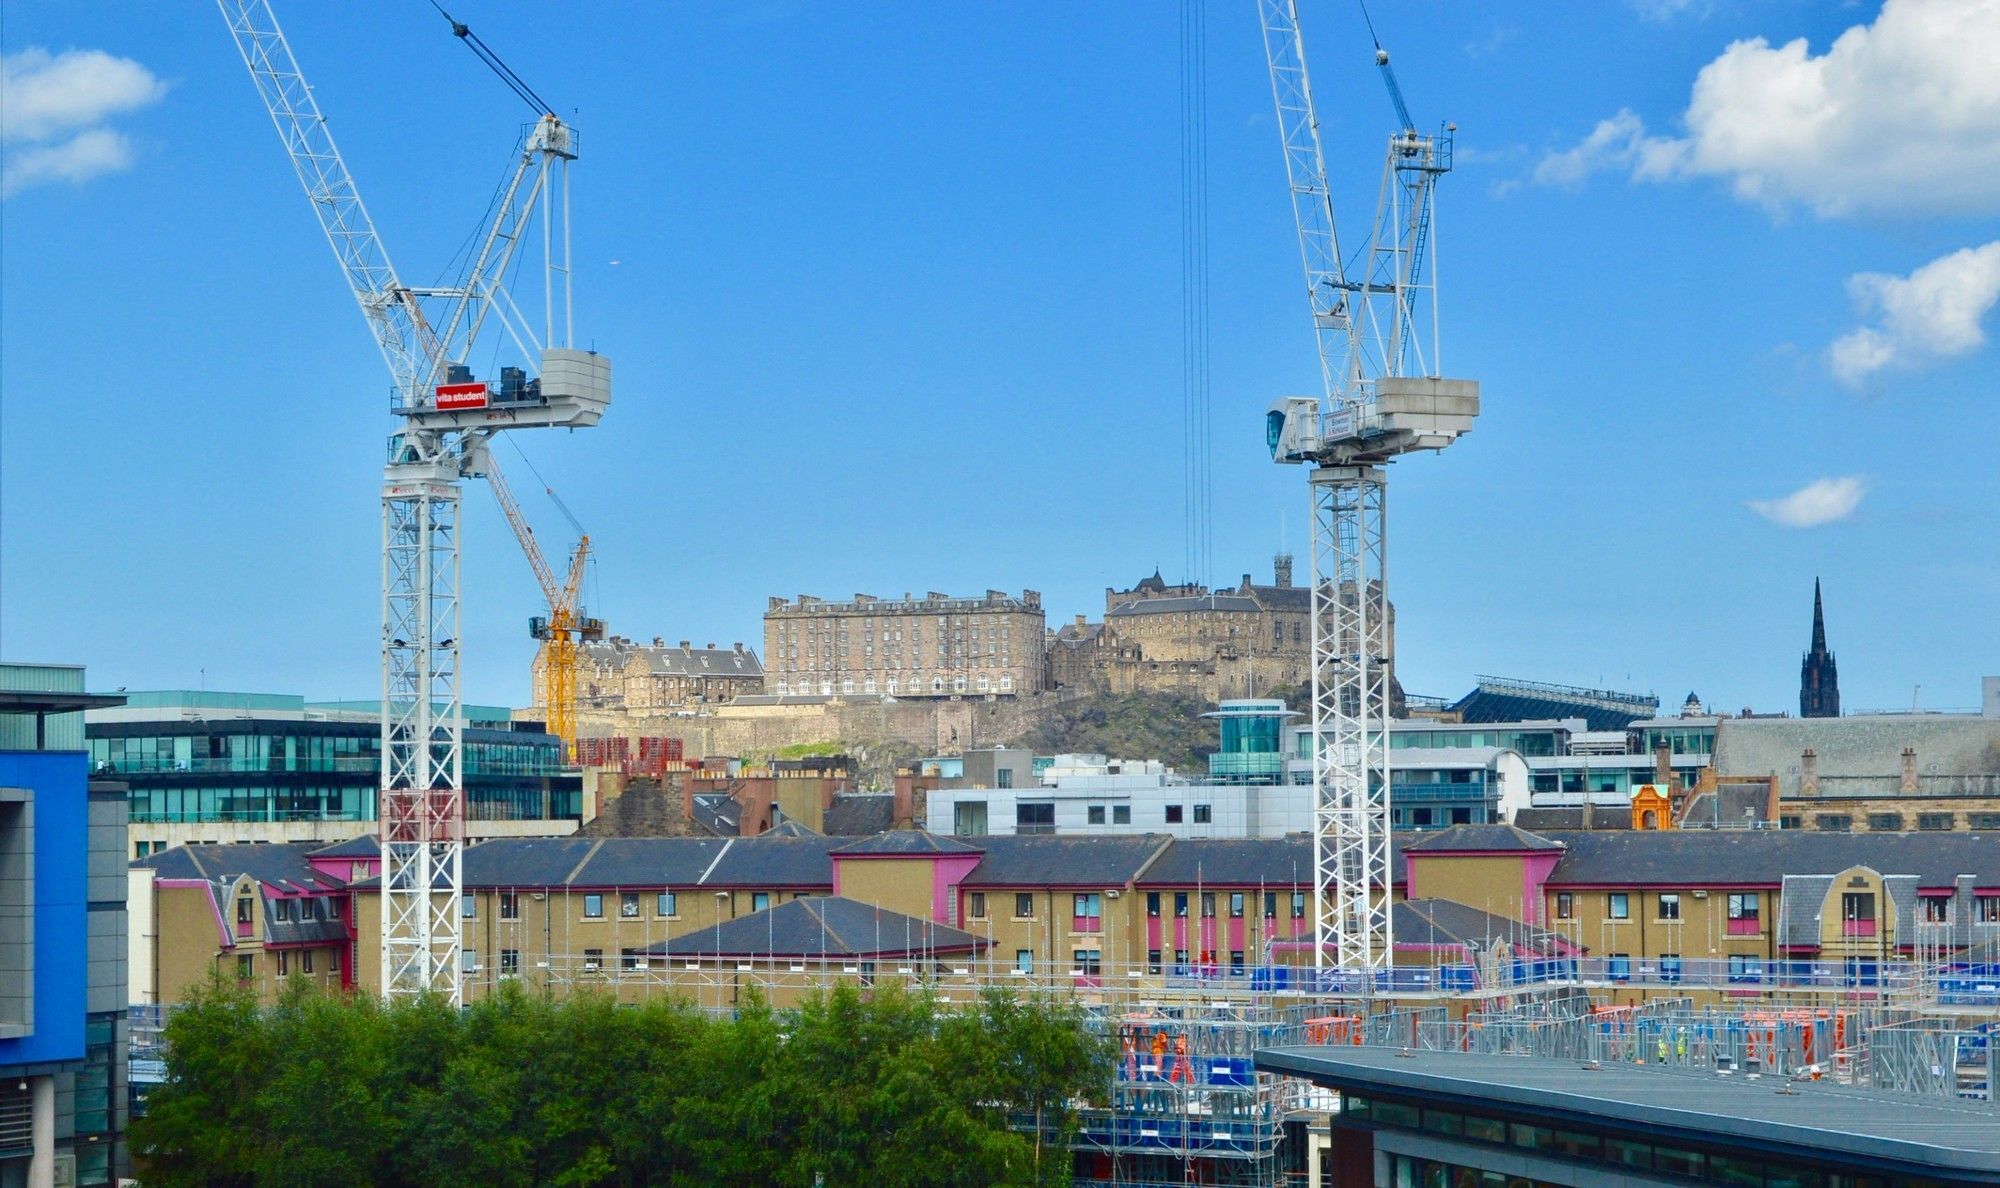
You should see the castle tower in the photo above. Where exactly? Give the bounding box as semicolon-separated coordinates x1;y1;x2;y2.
1800;578;1840;718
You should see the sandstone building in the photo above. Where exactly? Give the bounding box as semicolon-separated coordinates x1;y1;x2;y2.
764;590;1045;699
551;636;765;719
1048;558;1397;705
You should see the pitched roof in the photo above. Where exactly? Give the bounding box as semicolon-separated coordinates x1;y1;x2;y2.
701;835;845;888
832;830;982;857
962;834;1172;888
1395;898;1571;954
1510;808;1630;832
1405;824;1563;853
135;842;347;895
638;896;988;959
632;643;763;678
308;835;381;859
1543;829;2000;887
462;838;600;888
823;793;895;836
568;838;733;887
1108;594;1261;617
763;820;821;838
1135;836;1418;888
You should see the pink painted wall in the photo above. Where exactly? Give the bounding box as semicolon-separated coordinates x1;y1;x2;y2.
933;854;983;924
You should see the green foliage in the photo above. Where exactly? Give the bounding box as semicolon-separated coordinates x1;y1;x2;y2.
133;979;1110;1187
1014;689;1220;773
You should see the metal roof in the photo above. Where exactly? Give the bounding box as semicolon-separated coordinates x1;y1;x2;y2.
1253;1047;2000;1180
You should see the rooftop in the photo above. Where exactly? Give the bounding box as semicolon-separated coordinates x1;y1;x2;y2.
1254;1046;2000;1180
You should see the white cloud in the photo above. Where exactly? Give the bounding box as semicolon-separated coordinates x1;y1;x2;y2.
1536;0;2000;217
1747;476;1869;528
0;47;164;199
1830;242;2000;383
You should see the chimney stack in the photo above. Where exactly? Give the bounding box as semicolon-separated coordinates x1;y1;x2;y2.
1654;740;1673;787
1801;748;1820;796
1900;746;1920;794
679;639;691;650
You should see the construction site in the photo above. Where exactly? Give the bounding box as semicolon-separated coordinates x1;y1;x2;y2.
163;0;2000;1186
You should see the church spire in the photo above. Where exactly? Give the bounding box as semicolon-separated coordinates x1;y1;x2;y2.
1801;578;1840;718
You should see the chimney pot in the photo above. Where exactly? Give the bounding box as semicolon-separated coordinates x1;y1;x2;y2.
679;640;692;650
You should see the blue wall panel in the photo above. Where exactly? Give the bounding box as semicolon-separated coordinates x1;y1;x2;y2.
0;750;88;1069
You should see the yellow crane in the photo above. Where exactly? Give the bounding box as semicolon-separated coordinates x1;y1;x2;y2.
474;443;601;758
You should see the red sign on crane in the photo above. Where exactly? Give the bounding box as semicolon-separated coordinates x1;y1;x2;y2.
435;381;490;410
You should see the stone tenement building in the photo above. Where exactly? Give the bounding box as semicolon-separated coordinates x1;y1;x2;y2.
554;636;765;719
764;590;1045;699
1049;558;1398;705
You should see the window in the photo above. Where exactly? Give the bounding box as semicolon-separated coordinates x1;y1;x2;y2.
1071;949;1101;976
1263;891;1278;918
1087;805;1105;825
1842;892;1877;936
1015;802;1054;835
1072;893;1102;931
1971;813;2000;831
274;898;293;923
1112;805;1131;825
751;892;771;912
1657;893;1681;921
461;948;477;973
1867;812;1904;832
1193;804;1212;824
1165;805;1184;824
1014;893;1035;919
621;948;643;971
621;892;641;919
1174;892;1189;918
1727;954;1762;984
327;898;342;920
1608;893;1630;920
1146;892;1160;918
1780;815;1803;830
1921;896;1949;923
583;948;603;971
1978;897;2000;924
499;890;520;920
1290;891;1306;919
1229;892;1245;918
1607;954;1631;981
1015;949;1033;973
1555;892;1573;919
1918;813;1955;832
1229;950;1245;973
1147;949;1162;974
1659;953;1682;983
1816;814;1852;832
237;954;254;981
462;896;477;919
500;949;520;976
1200;892;1216;918
1727;892;1761;934
996;768;1014;789
583;893;604;919
302;950;314;974
277;950;290;977
969;892;987;920
657;892;677;918
236;897;253;925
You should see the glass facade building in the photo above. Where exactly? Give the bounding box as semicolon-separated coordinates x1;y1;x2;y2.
87;692;581;842
1205;700;1297;785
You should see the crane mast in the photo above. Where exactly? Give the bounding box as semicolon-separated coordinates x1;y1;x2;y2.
220;0;609;1005
1257;0;1477;989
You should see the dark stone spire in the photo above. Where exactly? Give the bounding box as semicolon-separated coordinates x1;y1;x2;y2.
1800;578;1840;718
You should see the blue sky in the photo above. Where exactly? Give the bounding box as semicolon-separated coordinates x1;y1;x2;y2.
2;1;1995;714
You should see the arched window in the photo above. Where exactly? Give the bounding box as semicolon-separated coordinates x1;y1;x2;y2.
931;676;944;694
976;675;991;693
954;676;967;694
999;675;1013;693
886;678;899;695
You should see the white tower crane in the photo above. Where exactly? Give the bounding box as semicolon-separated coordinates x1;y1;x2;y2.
1256;0;1477;988
219;1;609;1004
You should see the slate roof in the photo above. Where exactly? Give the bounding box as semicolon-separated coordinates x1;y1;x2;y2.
961;834;1173;888
823;793;895;836
638;896;988;959
308;835;380;859
631;643;762;679
1405;823;1564;853
1133;836;1417;889
831;830;982;856
461;838;600;888
135;842;347;895
569;838;732;887
1542;829;2000;887
1510;808;1630;832
701;835;845;889
763;820;821;838
1713;714;2000;799
1395;898;1570;955
1679;784;1773;829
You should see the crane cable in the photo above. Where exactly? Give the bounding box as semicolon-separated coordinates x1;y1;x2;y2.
428;1;557;117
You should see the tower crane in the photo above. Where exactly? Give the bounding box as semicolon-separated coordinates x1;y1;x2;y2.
473;446;602;758
1256;0;1477;987
219;0;609;1004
